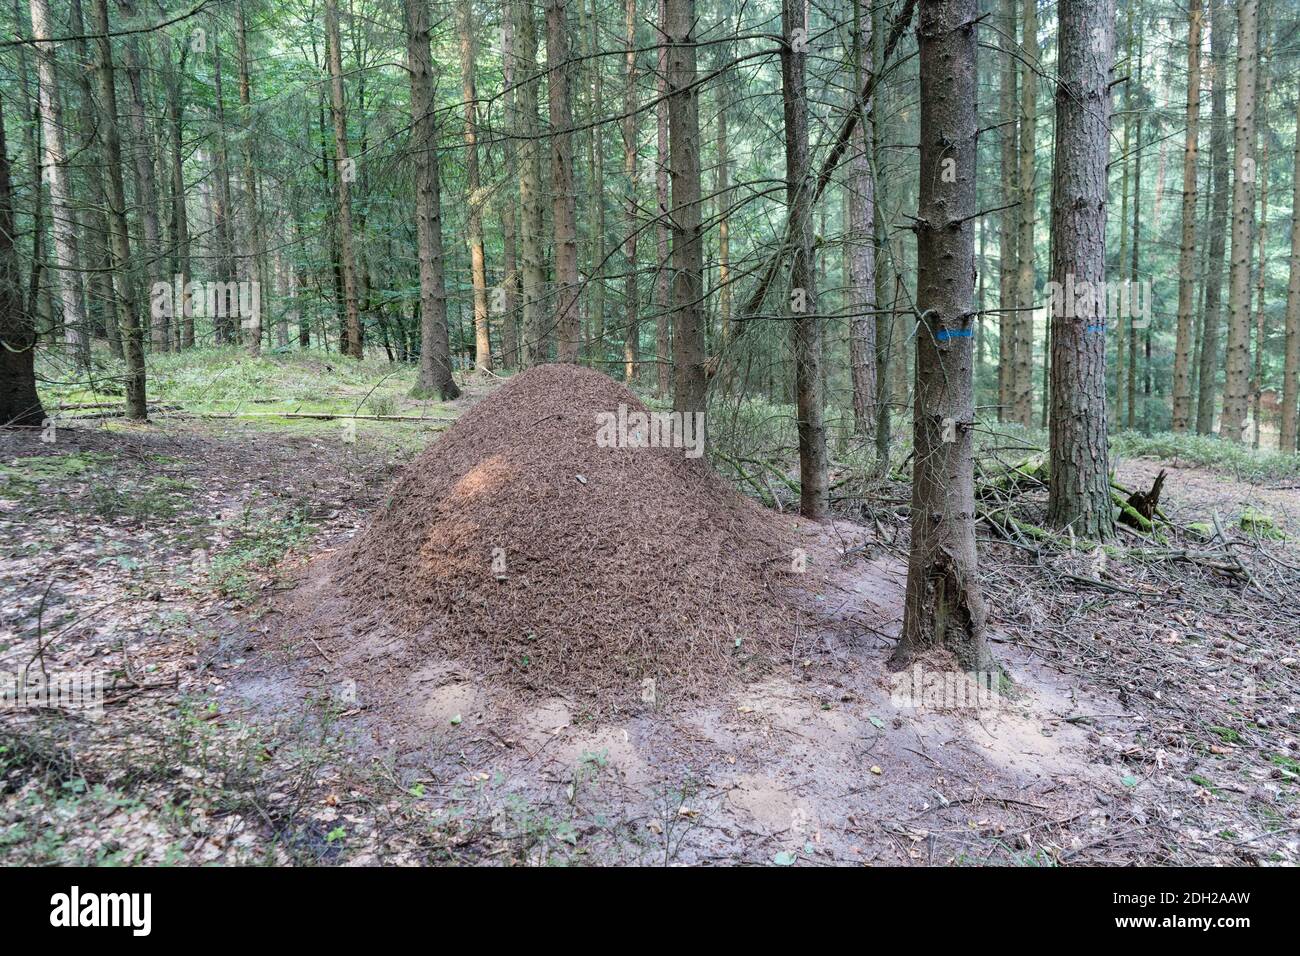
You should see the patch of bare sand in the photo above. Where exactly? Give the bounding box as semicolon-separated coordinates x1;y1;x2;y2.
243;516;1121;864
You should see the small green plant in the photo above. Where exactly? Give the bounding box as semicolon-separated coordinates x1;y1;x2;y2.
208;508;313;599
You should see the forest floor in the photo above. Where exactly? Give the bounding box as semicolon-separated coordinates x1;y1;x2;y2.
1;350;1297;865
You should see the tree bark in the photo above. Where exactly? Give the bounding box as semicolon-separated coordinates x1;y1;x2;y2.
457;0;492;372
780;0;826;516
1197;0;1229;434
326;0;363;358
162;42;192;349
997;0;1018;423
847;0;876;439
92;0;146;419
667;0;707;423
500;8;520;368
0;95;44;427
1282;81;1300;452
119;0;165;353
1046;0;1115;540
1171;0;1202;432
1219;0;1257;442
235;0;263;355
1011;0;1037;427
654;0;671;396
622;0;640;383
515;0;547;366
583;0;607;360
28;0;88;367
67;0;118;356
546;0;581;362
1251;22;1271;449
893;0;992;672
404;0;460;399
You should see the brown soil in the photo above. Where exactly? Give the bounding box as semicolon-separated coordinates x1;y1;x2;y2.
315;364;823;706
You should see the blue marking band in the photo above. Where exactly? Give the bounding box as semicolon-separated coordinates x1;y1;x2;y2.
934;328;973;342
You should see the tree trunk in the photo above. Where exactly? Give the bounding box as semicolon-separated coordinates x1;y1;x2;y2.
1171;0;1202;432
654;0;671;397
457;0;492;372
1127;31;1143;431
404;0;460;399
91;0;145;418
1012;0;1037;427
28;0;88;367
872;0;892;463
667;0;707;423
847;0;876;439
0;96;44;427
546;0;581;363
500;8;520;368
515;0;547;366
1046;0;1115;540
119;0;165;353
162;43;192;349
67;0;118;356
1197;0;1229;435
622;0;640;383
583;0;607;360
997;0;1018;423
235;1;263;355
1251;23;1271;449
326;0;363;358
1220;0;1257;442
1282;83;1300;452
780;0;826;516
211;16;237;345
893;0;992;673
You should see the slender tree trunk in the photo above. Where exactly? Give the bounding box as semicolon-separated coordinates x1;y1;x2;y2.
893;0;991;672
1197;0;1229;434
211;17;237;345
28;0;88;367
235;1;263;355
326;0;363;358
1171;0;1203;432
847;0;876;438
622;0;640;382
1282;86;1300;452
779;0;826;516
163;43;193;349
457;0;492;372
654;0;671;396
404;0;460;399
1220;0;1258;442
1251;24;1271;449
119;0;165;353
997;0;1018;423
1046;0;1115;540
546;0;581;362
583;0;607;359
0;97;44;427
500;8;520;368
515;0;547;366
1127;32;1143;431
91;0;145;418
872;0;892;463
1012;0;1037;427
716;39;731;349
667;0;707;422
67;0;118;355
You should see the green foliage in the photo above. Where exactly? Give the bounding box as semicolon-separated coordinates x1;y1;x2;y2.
208;508;313;599
1110;431;1300;484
